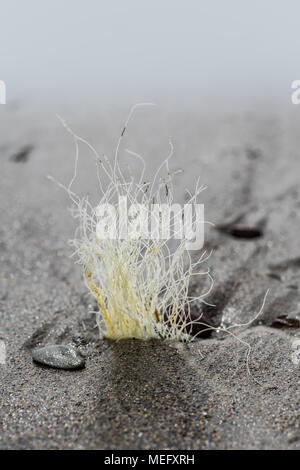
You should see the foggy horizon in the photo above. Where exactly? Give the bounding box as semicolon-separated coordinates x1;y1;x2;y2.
1;0;299;108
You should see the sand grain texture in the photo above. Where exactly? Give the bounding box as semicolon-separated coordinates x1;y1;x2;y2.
0;104;299;449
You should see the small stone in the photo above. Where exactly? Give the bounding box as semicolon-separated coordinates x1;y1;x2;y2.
32;344;85;370
288;431;300;444
267;272;282;281
10;144;34;163
270;315;300;329
228;224;263;239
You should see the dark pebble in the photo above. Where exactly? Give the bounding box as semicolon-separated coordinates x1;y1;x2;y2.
10;144;34;163
32;344;85;370
267;272;282;281
270;315;300;329
228;224;263;239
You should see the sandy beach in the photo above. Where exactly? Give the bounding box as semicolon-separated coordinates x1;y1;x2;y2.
0;101;299;449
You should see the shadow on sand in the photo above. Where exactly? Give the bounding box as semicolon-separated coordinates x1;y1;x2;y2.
96;338;210;448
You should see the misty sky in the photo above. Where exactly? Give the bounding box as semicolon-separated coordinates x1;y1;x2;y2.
1;0;300;105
